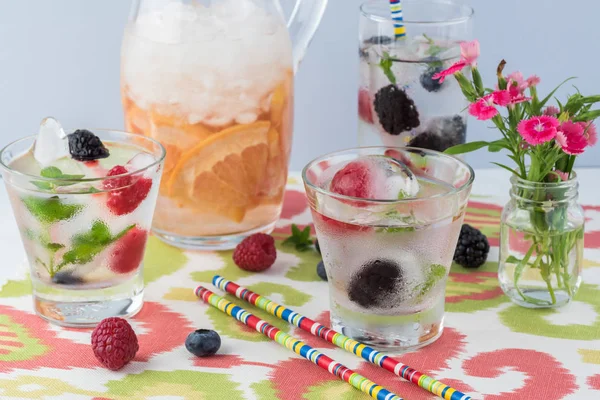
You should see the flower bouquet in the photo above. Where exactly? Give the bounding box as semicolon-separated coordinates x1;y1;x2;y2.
435;41;599;307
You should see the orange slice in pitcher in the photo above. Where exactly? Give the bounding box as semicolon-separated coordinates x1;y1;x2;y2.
167;121;270;222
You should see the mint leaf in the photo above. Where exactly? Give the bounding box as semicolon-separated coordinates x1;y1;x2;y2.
283;224;313;252
40;167;63;178
416;264;446;300
379;52;397;85
377;226;415;233
45;242;65;251
22;196;83;224
33;167;85;191
59;222;134;268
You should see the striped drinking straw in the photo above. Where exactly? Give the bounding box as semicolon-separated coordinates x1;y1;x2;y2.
212;276;472;400
389;0;406;39
194;286;403;400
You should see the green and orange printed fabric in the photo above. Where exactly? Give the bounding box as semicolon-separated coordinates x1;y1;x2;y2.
1;174;600;399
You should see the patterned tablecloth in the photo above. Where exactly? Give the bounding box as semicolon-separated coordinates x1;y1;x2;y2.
1;170;600;400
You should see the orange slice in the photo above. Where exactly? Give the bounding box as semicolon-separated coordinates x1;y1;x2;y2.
167;121;271;222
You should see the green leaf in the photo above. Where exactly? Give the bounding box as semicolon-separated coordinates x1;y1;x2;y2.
471;68;484;96
379;52;397;85
539;77;576;109
574;109;600;121
490;162;518;176
444;141;490;155
487;139;509;153
416;264;446;300
31;181;54;190
283;224;314;252
22;196;83;224
581;95;600;104
376;226;415;233
505;255;523;264
40;166;63;178
45;242;65;251
59;222;134;269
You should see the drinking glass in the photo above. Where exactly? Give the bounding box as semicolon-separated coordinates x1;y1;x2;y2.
0;130;165;327
303;147;473;349
358;0;474;152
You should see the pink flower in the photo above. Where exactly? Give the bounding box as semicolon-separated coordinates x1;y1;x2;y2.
517;116;560;145
460;40;480;67
579;121;597;146
507;71;526;89
469;94;498;120
491;90;512;106
526;75;541;87
543;106;560;116
556;170;569;181
556;121;587;155
432;61;467;83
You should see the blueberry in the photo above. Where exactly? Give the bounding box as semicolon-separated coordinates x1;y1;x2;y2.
317;260;327;281
420;66;444;93
314;239;321;254
52;271;84;285
185;329;221;357
347;259;403;308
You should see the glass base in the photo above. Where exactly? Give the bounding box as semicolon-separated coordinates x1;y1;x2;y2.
503;287;573;309
34;290;144;328
331;313;444;351
152;220;277;251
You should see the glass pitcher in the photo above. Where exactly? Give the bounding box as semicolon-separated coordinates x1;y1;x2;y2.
121;0;327;250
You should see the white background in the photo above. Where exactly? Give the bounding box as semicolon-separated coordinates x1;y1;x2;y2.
0;0;598;170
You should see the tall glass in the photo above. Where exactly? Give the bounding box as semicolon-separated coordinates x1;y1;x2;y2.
120;0;327;250
303;147;473;350
0;130;165;327
358;0;474;152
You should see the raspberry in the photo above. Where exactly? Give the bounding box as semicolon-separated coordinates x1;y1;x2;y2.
109;226;148;274
358;89;374;123
68;129;110;161
104;165;152;215
91;317;139;371
330;160;373;199
232;233;276;272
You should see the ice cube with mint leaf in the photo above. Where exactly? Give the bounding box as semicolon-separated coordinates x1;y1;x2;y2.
33;117;69;166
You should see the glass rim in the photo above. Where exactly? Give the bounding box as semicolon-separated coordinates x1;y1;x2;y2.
360;0;474;26
510;171;578;188
301;146;475;204
0;129;166;184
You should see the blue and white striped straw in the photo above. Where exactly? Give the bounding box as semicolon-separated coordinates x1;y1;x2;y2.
389;0;406;39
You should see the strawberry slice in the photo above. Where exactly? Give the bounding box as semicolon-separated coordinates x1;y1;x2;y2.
358;89;374;123
109;226;148;274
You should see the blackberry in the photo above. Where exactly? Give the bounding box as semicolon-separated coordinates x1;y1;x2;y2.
420;65;444;92
374;85;420;135
185;329;221;357
441;115;467;145
52;271;84;285
68;129;110;161
363;36;393;45
408;132;446;152
347;259;403;308
453;224;490;269
317;260;327;281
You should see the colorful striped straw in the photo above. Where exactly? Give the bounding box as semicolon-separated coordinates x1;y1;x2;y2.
194;286;403;400
389;0;406;39
213;276;472;400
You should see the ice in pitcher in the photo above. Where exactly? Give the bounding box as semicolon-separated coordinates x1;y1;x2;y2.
121;0;294;240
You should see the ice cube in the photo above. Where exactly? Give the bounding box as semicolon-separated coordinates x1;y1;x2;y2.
33;117;69;166
126;152;157;175
329;155;419;200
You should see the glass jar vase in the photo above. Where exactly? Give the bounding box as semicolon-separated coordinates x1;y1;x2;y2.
498;174;585;308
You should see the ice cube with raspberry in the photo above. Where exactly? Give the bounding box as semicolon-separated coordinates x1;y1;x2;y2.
329;155;419;200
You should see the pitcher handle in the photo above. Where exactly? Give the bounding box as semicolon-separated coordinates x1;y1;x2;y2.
285;0;328;72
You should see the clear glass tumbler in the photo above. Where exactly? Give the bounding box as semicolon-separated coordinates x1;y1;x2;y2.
303;147;473;350
0;130;165;327
358;0;473;152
